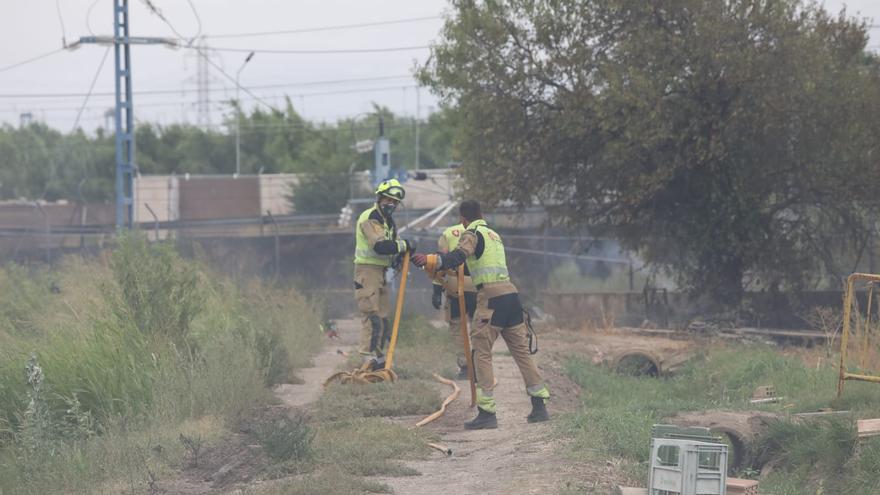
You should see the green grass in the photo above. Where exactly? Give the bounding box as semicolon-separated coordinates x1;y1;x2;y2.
239;466;391;494
312;417;428;477
0;234;324;494
257;412;314;463
0;242;454;494
318;380;443;421
253;316;452;490
561;342;880;492
391;315;461;379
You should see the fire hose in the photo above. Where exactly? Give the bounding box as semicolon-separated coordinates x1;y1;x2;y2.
324;251;410;386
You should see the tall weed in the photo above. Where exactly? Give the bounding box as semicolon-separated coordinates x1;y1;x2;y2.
0;234;324;494
563;343;880;491
110;234;204;349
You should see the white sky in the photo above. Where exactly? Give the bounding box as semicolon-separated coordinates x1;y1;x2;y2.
0;0;449;132
0;0;877;133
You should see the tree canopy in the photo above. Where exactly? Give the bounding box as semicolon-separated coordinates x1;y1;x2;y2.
0;102;458;213
420;0;880;303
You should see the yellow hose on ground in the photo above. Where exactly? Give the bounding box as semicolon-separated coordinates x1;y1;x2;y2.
427;442;452;456
324;252;410;386
416;373;461;457
416;373;460;427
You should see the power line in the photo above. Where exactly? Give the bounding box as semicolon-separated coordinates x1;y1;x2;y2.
0;75;415;99
86;0;100;36
194;46;278;112
70;48;111;132
203;15;442;39
0;84;421;112
55;0;69;47
0;48;66;73
185;0;203;41
41;47;111;200
139;0;203;45
281;84;419;99
140;0;188;42
193;44;430;55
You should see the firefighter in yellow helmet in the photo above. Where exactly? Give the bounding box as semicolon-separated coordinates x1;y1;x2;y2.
353;179;415;370
430;222;477;379
412;200;549;430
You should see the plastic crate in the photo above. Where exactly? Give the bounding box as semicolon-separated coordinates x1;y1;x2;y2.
652;424;722;444
648;438;728;495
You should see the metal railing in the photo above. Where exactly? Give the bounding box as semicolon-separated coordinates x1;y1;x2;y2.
838;273;880;396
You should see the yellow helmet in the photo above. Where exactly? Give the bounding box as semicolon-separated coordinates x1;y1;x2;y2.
375;179;405;201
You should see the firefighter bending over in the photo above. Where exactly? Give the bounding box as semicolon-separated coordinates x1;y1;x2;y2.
412;200;550;430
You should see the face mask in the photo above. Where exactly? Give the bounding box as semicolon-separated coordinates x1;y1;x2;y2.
380;202;397;217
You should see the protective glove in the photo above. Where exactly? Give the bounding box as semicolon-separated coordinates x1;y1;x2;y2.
432;284;443;310
411;253;428;267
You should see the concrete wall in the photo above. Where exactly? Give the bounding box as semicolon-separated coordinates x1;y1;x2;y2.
134;175;178;223
132;170;457;221
0;201;114;228
259;174;298;215
179;176;261;220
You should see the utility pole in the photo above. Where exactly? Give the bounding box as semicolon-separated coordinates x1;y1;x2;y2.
196;37;211;128
235;51;255;176
70;0;176;228
374;115;391;184
414;86;420;170
112;0;134;229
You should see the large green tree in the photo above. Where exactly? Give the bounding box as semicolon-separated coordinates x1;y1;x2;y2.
0;103;459;211
420;0;880;303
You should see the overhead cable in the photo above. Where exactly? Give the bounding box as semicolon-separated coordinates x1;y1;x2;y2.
204;15;442;39
0;48;67;73
0;75;414;99
192;45;430;55
41;47;111;200
193;47;279;112
141;0;202;45
70;47;111;132
55;0;69;46
85;0;100;36
0;84;420;112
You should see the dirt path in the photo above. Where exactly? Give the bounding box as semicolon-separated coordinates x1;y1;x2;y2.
159;321;620;494
273;318;360;408
369;326;702;494
373;332;601;495
155;321;361;495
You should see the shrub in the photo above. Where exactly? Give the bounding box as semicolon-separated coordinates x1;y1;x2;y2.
257;412;314;463
109;233;203;349
0;239;325;494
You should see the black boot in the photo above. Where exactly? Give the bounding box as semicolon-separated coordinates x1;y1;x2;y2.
526;396;549;423
464;408;497;430
371;356;386;371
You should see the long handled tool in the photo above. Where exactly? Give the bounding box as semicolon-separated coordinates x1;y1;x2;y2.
324;251;410;386
383;250;410;371
457;265;476;407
